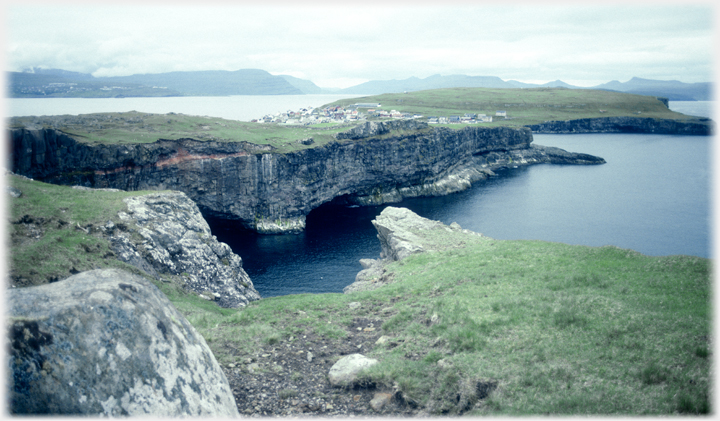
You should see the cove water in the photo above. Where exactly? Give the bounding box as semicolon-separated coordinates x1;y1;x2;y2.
7;97;713;297
209;130;712;297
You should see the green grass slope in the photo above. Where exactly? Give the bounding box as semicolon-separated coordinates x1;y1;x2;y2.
186;229;710;415
6;177;712;415
7;175;161;287
9;112;350;153
323;87;695;127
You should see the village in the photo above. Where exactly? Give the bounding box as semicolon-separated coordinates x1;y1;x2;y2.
251;103;507;125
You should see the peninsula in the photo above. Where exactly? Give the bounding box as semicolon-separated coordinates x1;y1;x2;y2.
321;87;712;134
9;113;603;234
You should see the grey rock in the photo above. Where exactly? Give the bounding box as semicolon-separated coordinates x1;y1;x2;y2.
328;353;378;387
7;268;239;417
359;258;378;269
114;191;260;308
370;392;393;412
6;186;22;198
375;336;391;345
345;207;490;294
373;207;435;261
344;258;389;293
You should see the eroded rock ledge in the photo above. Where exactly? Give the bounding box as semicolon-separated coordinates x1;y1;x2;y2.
9;119;604;234
345;207;486;293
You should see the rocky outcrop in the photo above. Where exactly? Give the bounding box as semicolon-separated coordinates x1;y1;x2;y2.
7;268;239;416
9;119;605;234
525;116;713;135
345;207;485;293
110;190;261;308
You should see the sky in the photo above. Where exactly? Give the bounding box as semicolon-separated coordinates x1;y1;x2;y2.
3;2;717;89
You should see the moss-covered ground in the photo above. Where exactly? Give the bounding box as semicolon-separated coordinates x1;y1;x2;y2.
6;175;165;287
6;176;711;415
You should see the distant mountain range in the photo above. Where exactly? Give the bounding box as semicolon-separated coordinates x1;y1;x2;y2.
6;67;712;101
8;68;307;98
337;75;712;100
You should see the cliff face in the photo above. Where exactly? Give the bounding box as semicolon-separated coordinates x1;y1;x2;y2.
526;116;713;135
9;120;604;234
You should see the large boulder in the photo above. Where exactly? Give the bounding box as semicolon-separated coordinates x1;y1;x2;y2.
7;268;239;416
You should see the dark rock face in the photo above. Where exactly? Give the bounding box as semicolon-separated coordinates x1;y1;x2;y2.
7;268;239;416
8;121;604;234
526;116;713;135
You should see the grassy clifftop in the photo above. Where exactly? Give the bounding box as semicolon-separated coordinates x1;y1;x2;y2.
7;176;711;415
323;87;694;127
9;112;350;153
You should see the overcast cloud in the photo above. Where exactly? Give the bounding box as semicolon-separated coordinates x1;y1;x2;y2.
5;2;715;88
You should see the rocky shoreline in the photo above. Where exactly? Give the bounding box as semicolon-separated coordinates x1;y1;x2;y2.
525;115;712;135
8;201;475;416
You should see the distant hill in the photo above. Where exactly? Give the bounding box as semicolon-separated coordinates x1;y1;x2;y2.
278;75;326;94
7;68;313;97
7;70;185;98
8;68;712;100
102;69;303;96
506;79;576;89
590;77;712;101
338;74;514;94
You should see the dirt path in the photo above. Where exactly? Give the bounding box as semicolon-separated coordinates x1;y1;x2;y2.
220;316;423;417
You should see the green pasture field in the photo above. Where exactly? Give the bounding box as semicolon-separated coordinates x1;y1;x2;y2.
10;88;698;156
322;87;694;127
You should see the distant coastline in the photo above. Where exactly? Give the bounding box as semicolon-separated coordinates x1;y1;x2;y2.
7;68;712;100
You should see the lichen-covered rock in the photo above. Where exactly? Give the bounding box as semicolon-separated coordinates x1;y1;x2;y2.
328;354;378;387
7;268;239;416
112;191;260;308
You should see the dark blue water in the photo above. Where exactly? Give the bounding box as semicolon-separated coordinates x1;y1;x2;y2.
208;132;712;297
